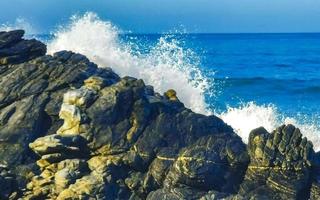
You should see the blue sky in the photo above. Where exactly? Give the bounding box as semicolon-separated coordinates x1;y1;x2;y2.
1;0;320;33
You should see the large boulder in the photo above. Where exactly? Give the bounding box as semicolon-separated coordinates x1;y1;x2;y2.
0;51;118;165
0;30;46;65
0;30;119;199
1;30;319;200
238;125;318;199
0;30;248;199
24;74;249;199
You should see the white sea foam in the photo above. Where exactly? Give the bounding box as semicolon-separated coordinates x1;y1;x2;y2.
218;102;279;143
284;117;320;151
47;12;211;114
47;12;320;151
219;102;320;151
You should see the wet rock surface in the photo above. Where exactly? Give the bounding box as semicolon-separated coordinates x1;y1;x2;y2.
0;30;319;199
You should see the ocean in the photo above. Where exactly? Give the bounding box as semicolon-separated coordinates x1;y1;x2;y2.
31;13;320;150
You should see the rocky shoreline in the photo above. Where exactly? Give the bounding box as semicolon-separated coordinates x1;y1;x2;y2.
0;30;319;200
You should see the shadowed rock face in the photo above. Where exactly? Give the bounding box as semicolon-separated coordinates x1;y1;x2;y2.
237;125;319;199
0;30;319;200
0;30;46;66
24;75;249;199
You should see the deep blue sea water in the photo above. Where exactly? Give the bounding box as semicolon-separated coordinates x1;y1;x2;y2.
37;33;320;118
35;32;320;142
120;33;320;119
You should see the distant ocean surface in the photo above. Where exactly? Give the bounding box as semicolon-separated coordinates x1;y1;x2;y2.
31;13;320;150
122;33;320;115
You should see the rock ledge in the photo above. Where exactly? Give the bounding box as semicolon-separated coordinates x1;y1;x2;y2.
0;30;319;200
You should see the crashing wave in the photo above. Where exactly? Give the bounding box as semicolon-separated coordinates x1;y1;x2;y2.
46;12;320;151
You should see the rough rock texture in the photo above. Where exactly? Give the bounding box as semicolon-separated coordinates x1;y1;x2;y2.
0;32;119;167
237;125;319;200
0;164;19;199
24;75;249;199
0;30;46;65
0;30;319;200
310;151;320;200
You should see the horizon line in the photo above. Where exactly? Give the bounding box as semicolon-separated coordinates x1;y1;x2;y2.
124;31;320;35
31;31;320;36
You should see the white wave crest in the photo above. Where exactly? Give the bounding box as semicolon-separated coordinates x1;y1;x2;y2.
47;12;210;114
46;12;320;151
219;102;320;151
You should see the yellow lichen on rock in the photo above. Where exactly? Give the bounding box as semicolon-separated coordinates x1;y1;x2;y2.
36;159;51;169
57;76;103;136
88;155;124;172
84;76;105;91
57;175;103;200
254;147;264;159
164;89;178;101
57;104;82;136
62;89;86;107
0;57;8;65
126;115;139;142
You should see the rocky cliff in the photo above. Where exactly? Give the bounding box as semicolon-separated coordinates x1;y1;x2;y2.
0;30;319;200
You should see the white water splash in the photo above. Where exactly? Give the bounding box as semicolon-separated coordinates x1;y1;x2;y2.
0;18;36;34
218;102;279;143
48;12;210;114
46;12;320;151
219;102;320;151
284;117;320;151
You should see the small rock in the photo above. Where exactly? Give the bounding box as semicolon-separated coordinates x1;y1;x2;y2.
164;89;178;101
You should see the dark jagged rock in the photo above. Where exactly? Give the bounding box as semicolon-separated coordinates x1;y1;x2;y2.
310;182;320;200
0;164;19;199
237;125;317;199
0;50;119;167
0;32;119;199
0;30;319;200
0;30;46;65
0;30;24;49
310;151;320;200
23;75;248;199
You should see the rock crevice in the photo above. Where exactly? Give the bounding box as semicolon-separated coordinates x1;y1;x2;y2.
0;30;319;200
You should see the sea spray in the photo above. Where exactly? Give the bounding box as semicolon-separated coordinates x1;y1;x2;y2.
47;12;211;114
0;18;37;35
219;102;320;151
46;12;320;151
218;102;279;143
284;117;320;151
